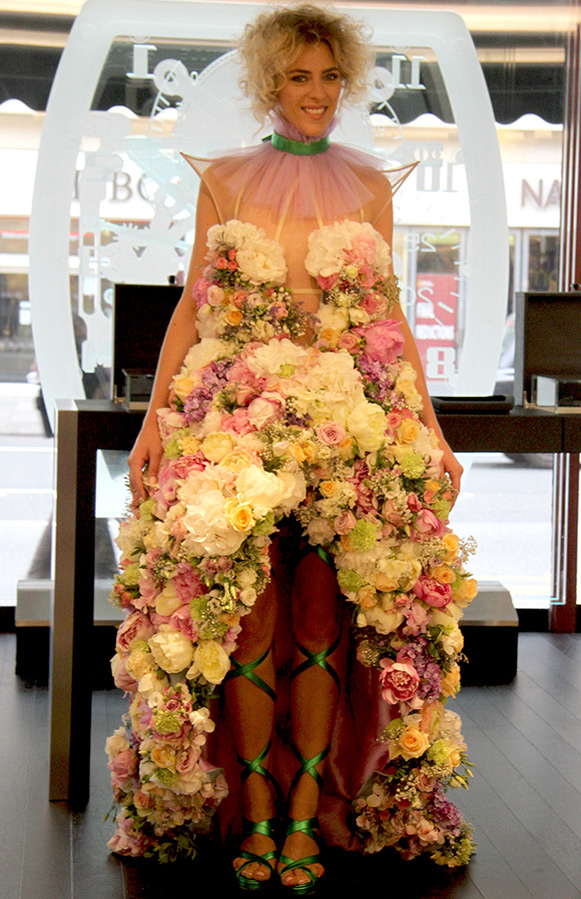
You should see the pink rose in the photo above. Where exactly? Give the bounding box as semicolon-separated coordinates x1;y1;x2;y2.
407;493;422;513
109;748;139;784
176;745;201;778
379;659;421;705
413;575;453;608
107;812;151;856
412;509;445;540
334;509;356;534
360;319;405;365
360;292;380;315
337;331;360;352
111;656;138;693
116;611;155;655
316;421;346;446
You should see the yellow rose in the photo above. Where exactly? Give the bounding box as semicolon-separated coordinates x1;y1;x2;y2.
225;306;243;326
172;375;194;402
454;577;478;606
288;443;306;463
396;362;419;398
443;533;460;562
448;747;462;769
189;640;231;685
319;327;341;347
396;726;430;761
357;584;378;609
302;442;318;464
319;479;339;498
431;565;455;585
441;664;461;697
397;418;421;444
201;431;234;463
339;436;354;460
151;746;176;770
375;572;398;592
224;499;255;532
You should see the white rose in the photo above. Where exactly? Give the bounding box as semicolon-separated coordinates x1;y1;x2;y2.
105;727;130;761
237;567;258;587
148;628;195;674
348;400;387;452
239;587;258;607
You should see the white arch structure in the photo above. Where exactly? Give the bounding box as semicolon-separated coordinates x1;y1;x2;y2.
29;0;508;422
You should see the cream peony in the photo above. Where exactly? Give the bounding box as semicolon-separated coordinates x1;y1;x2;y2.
148;628;195;674
348;400;387;452
188;640;231;684
236;465;289;517
237;237;287;285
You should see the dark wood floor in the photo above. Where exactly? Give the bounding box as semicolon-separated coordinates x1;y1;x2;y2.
2;631;581;899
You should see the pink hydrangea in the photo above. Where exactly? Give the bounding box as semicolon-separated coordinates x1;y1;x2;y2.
359;319;405;365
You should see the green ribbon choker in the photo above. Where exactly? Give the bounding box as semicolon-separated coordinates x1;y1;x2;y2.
270;131;330;156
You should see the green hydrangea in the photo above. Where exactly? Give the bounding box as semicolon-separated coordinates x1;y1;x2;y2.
427;739;449;766
153;710;183;735
399;452;426;479
253;511;276;535
349;519;378;551
155;767;178;787
278;363;296;377
337;569;365;593
139;497;157;522
163;438;180;459
122;562;141;586
432;497;452;522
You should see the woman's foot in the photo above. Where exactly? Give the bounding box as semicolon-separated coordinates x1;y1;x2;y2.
278;821;324;892
233;817;278;890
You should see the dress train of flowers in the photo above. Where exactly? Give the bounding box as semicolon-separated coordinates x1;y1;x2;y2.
106;219;477;866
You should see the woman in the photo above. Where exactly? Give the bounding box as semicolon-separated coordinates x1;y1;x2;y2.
107;3;475;892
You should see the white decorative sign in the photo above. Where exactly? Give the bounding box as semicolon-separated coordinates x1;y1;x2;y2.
29;0;508;420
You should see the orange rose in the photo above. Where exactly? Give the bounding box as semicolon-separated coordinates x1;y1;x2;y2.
225;307;243;326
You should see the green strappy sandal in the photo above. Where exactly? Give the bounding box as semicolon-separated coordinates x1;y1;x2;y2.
278;631;342;895
226;648;281;892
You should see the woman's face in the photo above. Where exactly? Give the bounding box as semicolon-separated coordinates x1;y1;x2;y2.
276;41;342;137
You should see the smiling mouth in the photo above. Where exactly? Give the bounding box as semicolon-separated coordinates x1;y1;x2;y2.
302;107;327;116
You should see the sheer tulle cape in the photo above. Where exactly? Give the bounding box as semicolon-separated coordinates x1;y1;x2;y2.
182;115;416;223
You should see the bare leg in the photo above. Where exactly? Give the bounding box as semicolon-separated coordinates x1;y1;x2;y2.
279;549;343;889
226;575;279;885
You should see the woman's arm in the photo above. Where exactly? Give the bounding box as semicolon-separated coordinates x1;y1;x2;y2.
373;187;463;495
128;179;220;506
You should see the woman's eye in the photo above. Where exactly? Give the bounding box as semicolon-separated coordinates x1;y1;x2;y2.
324;72;339;81
291;75;307;83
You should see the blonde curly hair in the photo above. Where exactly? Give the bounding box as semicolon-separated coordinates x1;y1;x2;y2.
238;3;371;121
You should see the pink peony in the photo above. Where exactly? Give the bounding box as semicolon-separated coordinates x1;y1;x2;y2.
318;272;340;291
116;611;155;655
379;659;421;705
108;812;151;856
413;575;453;608
360;319;405;365
193;277;209;307
247;394;284;429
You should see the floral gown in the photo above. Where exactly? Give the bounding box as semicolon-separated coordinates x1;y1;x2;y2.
106;148;477;867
